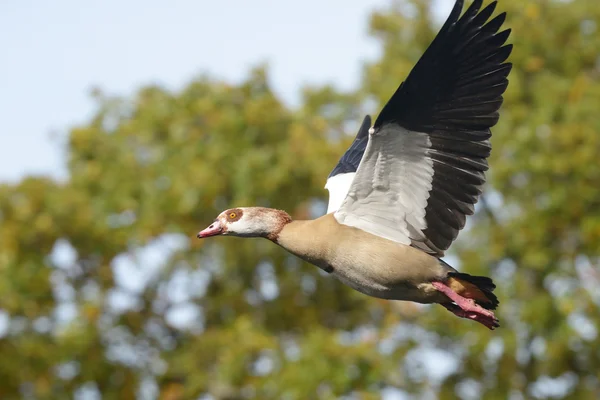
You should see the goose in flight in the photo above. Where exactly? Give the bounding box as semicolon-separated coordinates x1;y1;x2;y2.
197;0;512;329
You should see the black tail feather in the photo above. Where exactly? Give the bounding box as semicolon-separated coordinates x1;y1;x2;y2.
448;271;499;310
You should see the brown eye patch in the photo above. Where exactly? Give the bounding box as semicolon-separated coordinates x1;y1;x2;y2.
226;208;243;222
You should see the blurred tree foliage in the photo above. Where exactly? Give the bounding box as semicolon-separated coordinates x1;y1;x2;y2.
1;0;599;398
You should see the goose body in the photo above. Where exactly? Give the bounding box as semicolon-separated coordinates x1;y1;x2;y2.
197;0;512;330
277;214;449;303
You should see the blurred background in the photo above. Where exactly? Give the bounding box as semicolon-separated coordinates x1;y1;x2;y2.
1;0;599;398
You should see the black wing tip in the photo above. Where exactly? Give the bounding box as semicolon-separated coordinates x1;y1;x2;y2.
437;0;466;40
374;0;512;131
501;28;512;39
497;28;512;40
466;0;484;12
357;114;372;139
483;0;498;12
476;0;497;16
451;0;466;17
489;11;507;28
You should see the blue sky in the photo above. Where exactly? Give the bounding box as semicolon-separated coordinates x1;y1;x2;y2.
0;0;452;183
0;0;400;183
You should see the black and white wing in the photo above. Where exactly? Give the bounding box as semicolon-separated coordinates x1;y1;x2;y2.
334;0;512;256
324;115;371;214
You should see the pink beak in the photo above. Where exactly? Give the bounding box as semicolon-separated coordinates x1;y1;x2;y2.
197;220;224;238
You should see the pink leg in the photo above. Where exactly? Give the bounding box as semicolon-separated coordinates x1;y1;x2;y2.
432;281;499;330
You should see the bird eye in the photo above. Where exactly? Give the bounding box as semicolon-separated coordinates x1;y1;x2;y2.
228;212;237;219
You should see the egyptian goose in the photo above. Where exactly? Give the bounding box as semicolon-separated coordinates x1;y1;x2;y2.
197;0;512;330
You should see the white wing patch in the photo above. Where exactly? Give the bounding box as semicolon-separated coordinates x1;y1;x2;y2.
333;125;434;245
324;172;356;214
